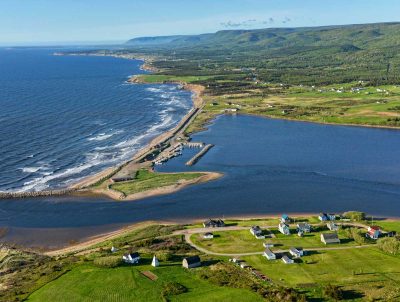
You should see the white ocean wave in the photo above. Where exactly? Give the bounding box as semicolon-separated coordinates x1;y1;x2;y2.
146;87;163;93
20;167;41;173
87;130;124;141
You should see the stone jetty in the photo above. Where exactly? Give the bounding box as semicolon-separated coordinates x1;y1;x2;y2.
186;144;214;166
0;189;76;199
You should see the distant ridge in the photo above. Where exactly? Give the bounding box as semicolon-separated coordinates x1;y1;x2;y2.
126;22;400;49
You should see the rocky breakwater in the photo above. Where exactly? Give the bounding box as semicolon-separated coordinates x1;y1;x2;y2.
0;189;76;199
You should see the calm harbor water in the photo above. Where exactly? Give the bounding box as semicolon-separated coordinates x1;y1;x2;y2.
1;115;400;248
0;48;192;192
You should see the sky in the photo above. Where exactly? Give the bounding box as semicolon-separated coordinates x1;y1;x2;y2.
1;0;400;45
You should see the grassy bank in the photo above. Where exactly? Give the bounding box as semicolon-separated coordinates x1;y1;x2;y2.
110;169;205;197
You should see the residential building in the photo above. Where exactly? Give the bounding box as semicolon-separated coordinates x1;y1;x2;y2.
282;256;294;264
203;232;214;239
297;222;311;233
281;214;290;224
203;219;225;228
327;222;339;231
263;248;276;260
289;247;304;258
122;252;140;264
279;223;290;235
367;226;382;240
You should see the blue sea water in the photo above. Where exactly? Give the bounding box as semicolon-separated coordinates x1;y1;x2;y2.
0;48;192;192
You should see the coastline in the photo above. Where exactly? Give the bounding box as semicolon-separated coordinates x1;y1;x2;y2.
0;54;220;201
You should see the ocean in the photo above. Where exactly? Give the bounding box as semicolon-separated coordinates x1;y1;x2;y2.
0;48;192;192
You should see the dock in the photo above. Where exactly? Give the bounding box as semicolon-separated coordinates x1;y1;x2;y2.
186;144;214;166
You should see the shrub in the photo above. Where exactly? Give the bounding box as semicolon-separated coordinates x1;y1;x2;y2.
161;282;187;301
324;284;344;300
377;237;400;255
156;252;173;261
93;256;123;268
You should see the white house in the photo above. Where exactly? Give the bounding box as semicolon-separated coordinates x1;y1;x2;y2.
122;252;140;264
289;247;304;258
203;232;214;239
263;248;276;260
151;255;159;267
263;242;274;248
111;246;118;253
279;223;290;235
282;256;294;264
327;222;339;231
250;226;263;236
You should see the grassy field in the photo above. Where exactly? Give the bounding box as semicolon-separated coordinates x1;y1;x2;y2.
27;263;263;302
191;225;363;254
136;74;215;84
110;169;204;196
242;248;400;300
192;230;265;253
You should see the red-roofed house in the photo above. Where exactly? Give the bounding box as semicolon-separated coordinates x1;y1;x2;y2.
367;226;381;240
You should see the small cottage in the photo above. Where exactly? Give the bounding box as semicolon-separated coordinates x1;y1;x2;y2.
182;256;201;269
279;223;290;235
111;246;118;253
282;255;294;264
318;213;328;221
203;219;225;228
367;226;381;240
289;247;304;258
263;248;276;260
297;222;311;233
203;232;214;239
263;242;274;248
327;222;339;231
122;252;140;264
321;233;340;244
250;226;264;238
281;214;290;224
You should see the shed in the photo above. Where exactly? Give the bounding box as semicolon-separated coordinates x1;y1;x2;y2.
182;256;201;269
321;233;340;244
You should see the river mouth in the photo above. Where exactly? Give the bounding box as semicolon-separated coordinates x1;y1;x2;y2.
1;114;400;249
